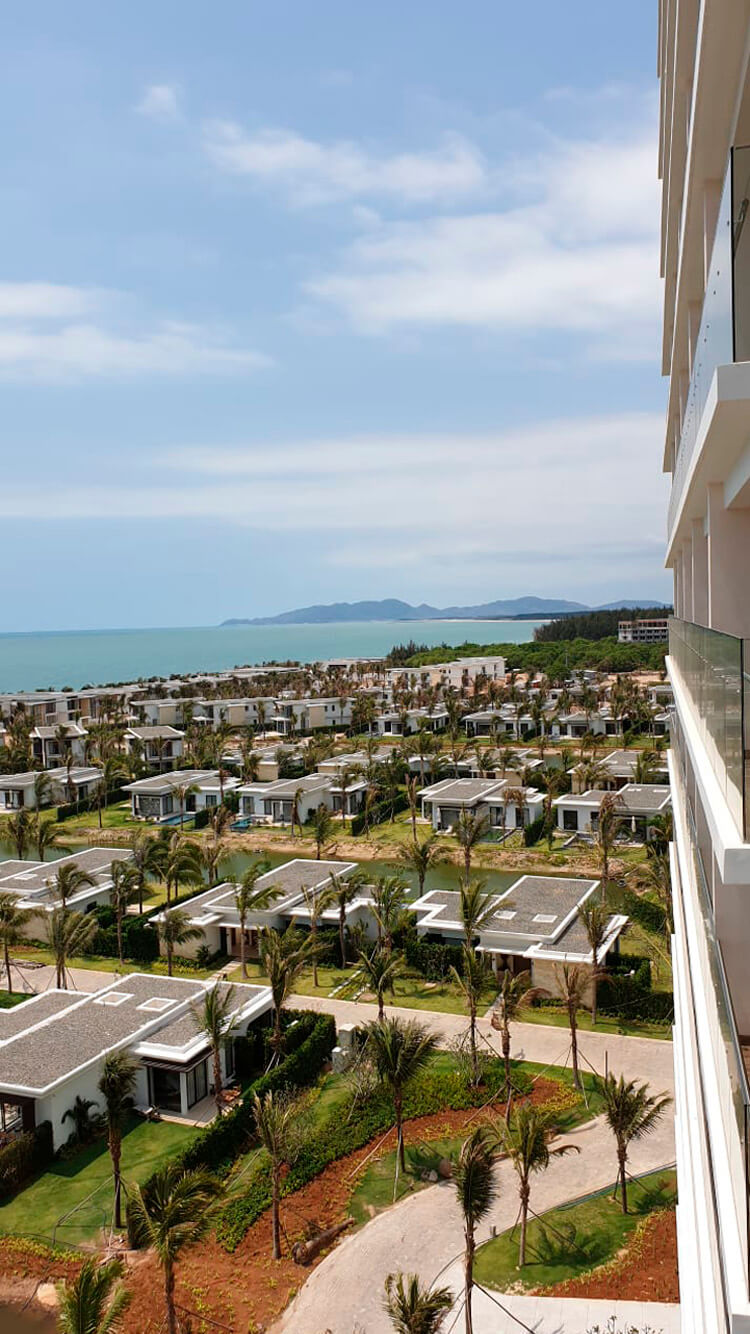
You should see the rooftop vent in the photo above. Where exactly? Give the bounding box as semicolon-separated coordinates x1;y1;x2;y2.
533;914;557;925
93;992;132;1007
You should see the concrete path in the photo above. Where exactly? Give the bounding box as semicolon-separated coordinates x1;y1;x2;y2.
278;1112;677;1334
289;992;676;1095
9;960;118;995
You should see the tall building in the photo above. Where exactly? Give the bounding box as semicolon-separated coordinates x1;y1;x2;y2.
659;3;750;1330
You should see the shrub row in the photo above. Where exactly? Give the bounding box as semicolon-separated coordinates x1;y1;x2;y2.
403;935;464;981
617;888;667;936
351;791;409;837
90;907;160;963
55;785;128;822
216;1058;532;1251
0;1122;53;1200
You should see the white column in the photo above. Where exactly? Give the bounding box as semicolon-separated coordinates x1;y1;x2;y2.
706;482;750;637
691;517;708;625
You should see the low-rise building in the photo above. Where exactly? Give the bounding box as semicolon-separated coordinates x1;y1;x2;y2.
124;726;185;773
0;767;102;812
0;847;133;923
617;618;669;643
239;773;335;825
30;723;88;769
123;769;239;822
554;784;672;838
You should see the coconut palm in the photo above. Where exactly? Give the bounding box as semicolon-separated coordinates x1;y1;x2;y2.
62;1095;100;1145
457;878;496;946
44;907;98;988
192;984;236;1116
641;852;673;943
129;828;164;914
252;1090;299;1258
157;907;203;977
128;1163;222;1334
261;927;315;1057
109;861;140;966
455;811;491;884
577;900;610;1025
497;1104;579;1265
98;1049;138;1230
647;809;673;857
383;1273;453;1334
56;1257;129;1334
233;859;275;978
49;861;97;910
94;756;130;829
452;946;492;1087
299;881;330;988
365;1016;438;1171
172;779;198;831
397;835;446;898
311;803;335;859
598;1074;672;1213
322;868;367;967
454;1126;497;1334
156;833;203;908
32;770;53;811
359;945;402;1019
5;808;33;860
34;815;60;862
0;892;36;995
290;785;306;838
553;963;590;1091
490;969;545;1111
596;792;623;889
404;775;421;839
371;875;409;954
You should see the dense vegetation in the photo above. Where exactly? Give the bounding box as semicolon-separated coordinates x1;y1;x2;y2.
403;636;667;676
535;607;671;643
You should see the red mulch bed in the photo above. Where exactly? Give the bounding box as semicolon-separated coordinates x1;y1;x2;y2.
536;1209;680;1303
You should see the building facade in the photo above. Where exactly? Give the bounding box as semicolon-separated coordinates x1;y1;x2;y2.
659;3;750;1330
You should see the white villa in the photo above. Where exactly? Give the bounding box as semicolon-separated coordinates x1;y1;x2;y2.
554;784;672;839
0;847;133;924
0;767;103;812
123;770;241;822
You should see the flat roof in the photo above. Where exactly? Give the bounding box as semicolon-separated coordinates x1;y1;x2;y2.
247;774;332;798
412;873;602;952
419;778;506;805
126;725;184;739
179;857;357;920
555;785;672;814
123;769;220;794
0;767;101;790
0;847;132;905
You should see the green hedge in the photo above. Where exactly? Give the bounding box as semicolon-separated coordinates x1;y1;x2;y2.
403;935;464;981
90;907;159;963
351;791;409;836
0;1121;53;1199
56;785;128;822
216;1058;532;1251
523;814;546;846
617;888;666;936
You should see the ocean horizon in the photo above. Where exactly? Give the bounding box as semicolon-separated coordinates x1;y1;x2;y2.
0;619;545;693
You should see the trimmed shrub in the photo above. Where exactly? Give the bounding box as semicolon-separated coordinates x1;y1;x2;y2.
523;814;547;846
0;1122;53;1199
351;792;409;836
403;935;464;982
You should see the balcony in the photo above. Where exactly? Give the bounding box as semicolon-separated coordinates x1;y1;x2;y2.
668;145;750;542
669;617;750;840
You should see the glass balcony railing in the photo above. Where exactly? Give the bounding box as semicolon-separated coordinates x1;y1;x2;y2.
669;145;750;534
669;617;750;840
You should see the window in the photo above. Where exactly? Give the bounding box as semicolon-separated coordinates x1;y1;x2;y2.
186;1060;208;1108
149;1065;182;1113
563;810;578;832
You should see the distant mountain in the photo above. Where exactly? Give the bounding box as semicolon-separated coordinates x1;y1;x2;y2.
222;596;597;627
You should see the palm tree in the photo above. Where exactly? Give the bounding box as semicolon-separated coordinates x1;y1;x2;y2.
454;1126;497;1334
94;756;129;829
192;984;236;1117
44;907;98;988
490;969;544;1110
290;785;305;838
311;803;335;859
157;907;203;976
129;828;163;914
365;1016;438;1171
98;1049;138;1230
578;900;610;1025
647;809;673;857
359;945;402;1019
261;927;315;1057
200;833;226;888
322;868;367;967
458;878;496;945
62;1095;100;1145
252;1090;298;1259
0;892;36;994
128;1163;222;1334
553;963;590;1091
598;1074;671;1213
233;859;275;978
32;770;53;811
56;1257;129;1334
455;811;491;884
34;815;60;862
383;1273;453;1334
371;875;409;954
5;808;33;860
641;852;673;944
172;779;198;831
596;792;623;890
397;835;446;898
452;946;492;1087
156;833;203;908
497;1104;579;1266
299;881;328;988
49;861;97;910
405;775;421;839
109;861;140;966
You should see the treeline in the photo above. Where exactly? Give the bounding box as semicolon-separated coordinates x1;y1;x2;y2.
535;607;671;643
403;636;667;676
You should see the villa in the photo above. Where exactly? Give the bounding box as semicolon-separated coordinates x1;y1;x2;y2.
0;767;103;812
237;772;366;824
0;974;273;1148
376;707;449;737
418;777;544;832
570;748;670;792
554;784;672;838
30;723;88;769
124;725;185;773
411;874;627;998
123;769;241;822
0;847;133;924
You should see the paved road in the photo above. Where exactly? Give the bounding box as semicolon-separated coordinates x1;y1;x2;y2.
277;1112;677;1334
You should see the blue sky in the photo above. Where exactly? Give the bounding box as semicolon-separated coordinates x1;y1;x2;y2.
2;1;669;631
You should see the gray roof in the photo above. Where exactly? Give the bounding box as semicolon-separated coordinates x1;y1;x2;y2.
123;769;219;795
0;991;80;1038
412;874;602;955
0;848;132;905
180;857;357;920
126;725;184;740
419;778;506;806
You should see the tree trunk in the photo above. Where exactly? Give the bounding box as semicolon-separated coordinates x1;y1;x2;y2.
619;1146;628;1214
469;1005;478;1087
240;917;247;979
213;1046;223;1116
519;1185;530;1266
111;1132;122;1229
116;913;123;967
378;992;385;1021
311;922;318;988
569;1006;581;1090
339;911;346;969
464;1226;475;1334
165;1262;177;1334
502;1026;512;1115
395;1091;405;1172
591;971;598;1026
4;941;12;996
167;943;173;977
271;1165;282;1259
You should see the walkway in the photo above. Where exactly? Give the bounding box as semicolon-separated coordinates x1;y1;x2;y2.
277;1113;677;1334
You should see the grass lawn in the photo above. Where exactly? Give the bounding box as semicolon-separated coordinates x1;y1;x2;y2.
224;958;497;1016
54;802;141;835
9;943;216;981
0;991;28;1009
0;1115;199;1246
474;1168;677;1292
520;1005;672;1041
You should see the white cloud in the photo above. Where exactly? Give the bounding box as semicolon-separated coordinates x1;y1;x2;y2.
304;127;660;351
0;283;270;381
202;122;486;204
136;83;181;123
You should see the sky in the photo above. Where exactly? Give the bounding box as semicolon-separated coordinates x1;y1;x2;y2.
1;0;670;631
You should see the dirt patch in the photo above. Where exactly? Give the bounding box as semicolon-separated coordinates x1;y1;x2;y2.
535;1209;679;1303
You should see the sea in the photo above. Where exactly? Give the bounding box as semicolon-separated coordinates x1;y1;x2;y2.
0;620;545;693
